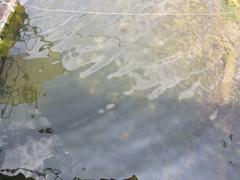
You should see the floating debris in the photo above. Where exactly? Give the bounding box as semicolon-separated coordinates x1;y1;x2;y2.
106;103;116;110
228;161;236;167
221;139;228;148
38;128;54;134
209;109;218;121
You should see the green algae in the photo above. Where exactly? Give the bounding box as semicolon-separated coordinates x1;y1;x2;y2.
0;9;65;107
0;55;65;106
0;4;27;57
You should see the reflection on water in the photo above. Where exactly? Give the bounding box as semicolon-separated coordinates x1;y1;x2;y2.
22;0;240;105
0;11;65;117
1;0;240;179
0;52;65;106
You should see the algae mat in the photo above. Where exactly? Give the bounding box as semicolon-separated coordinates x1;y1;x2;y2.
0;0;26;57
0;6;65;106
0;0;18;33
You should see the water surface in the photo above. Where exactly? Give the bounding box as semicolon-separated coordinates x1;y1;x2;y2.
1;0;240;179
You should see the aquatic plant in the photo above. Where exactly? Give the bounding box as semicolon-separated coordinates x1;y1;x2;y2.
0;4;26;57
0;7;65;115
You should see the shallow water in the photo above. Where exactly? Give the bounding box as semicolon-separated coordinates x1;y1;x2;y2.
1;0;240;179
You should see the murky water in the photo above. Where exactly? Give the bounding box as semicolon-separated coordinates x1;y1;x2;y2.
1;0;240;179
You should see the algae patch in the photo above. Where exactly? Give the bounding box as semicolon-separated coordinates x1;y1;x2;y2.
0;4;26;57
0;55;65;105
0;9;66;107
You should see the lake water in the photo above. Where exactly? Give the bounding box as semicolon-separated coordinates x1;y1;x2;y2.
1;0;240;179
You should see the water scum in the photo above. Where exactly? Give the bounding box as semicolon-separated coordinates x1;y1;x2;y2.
131;0;240;105
0;1;240;179
0;0;240;107
27;0;240;105
0;3;65;109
